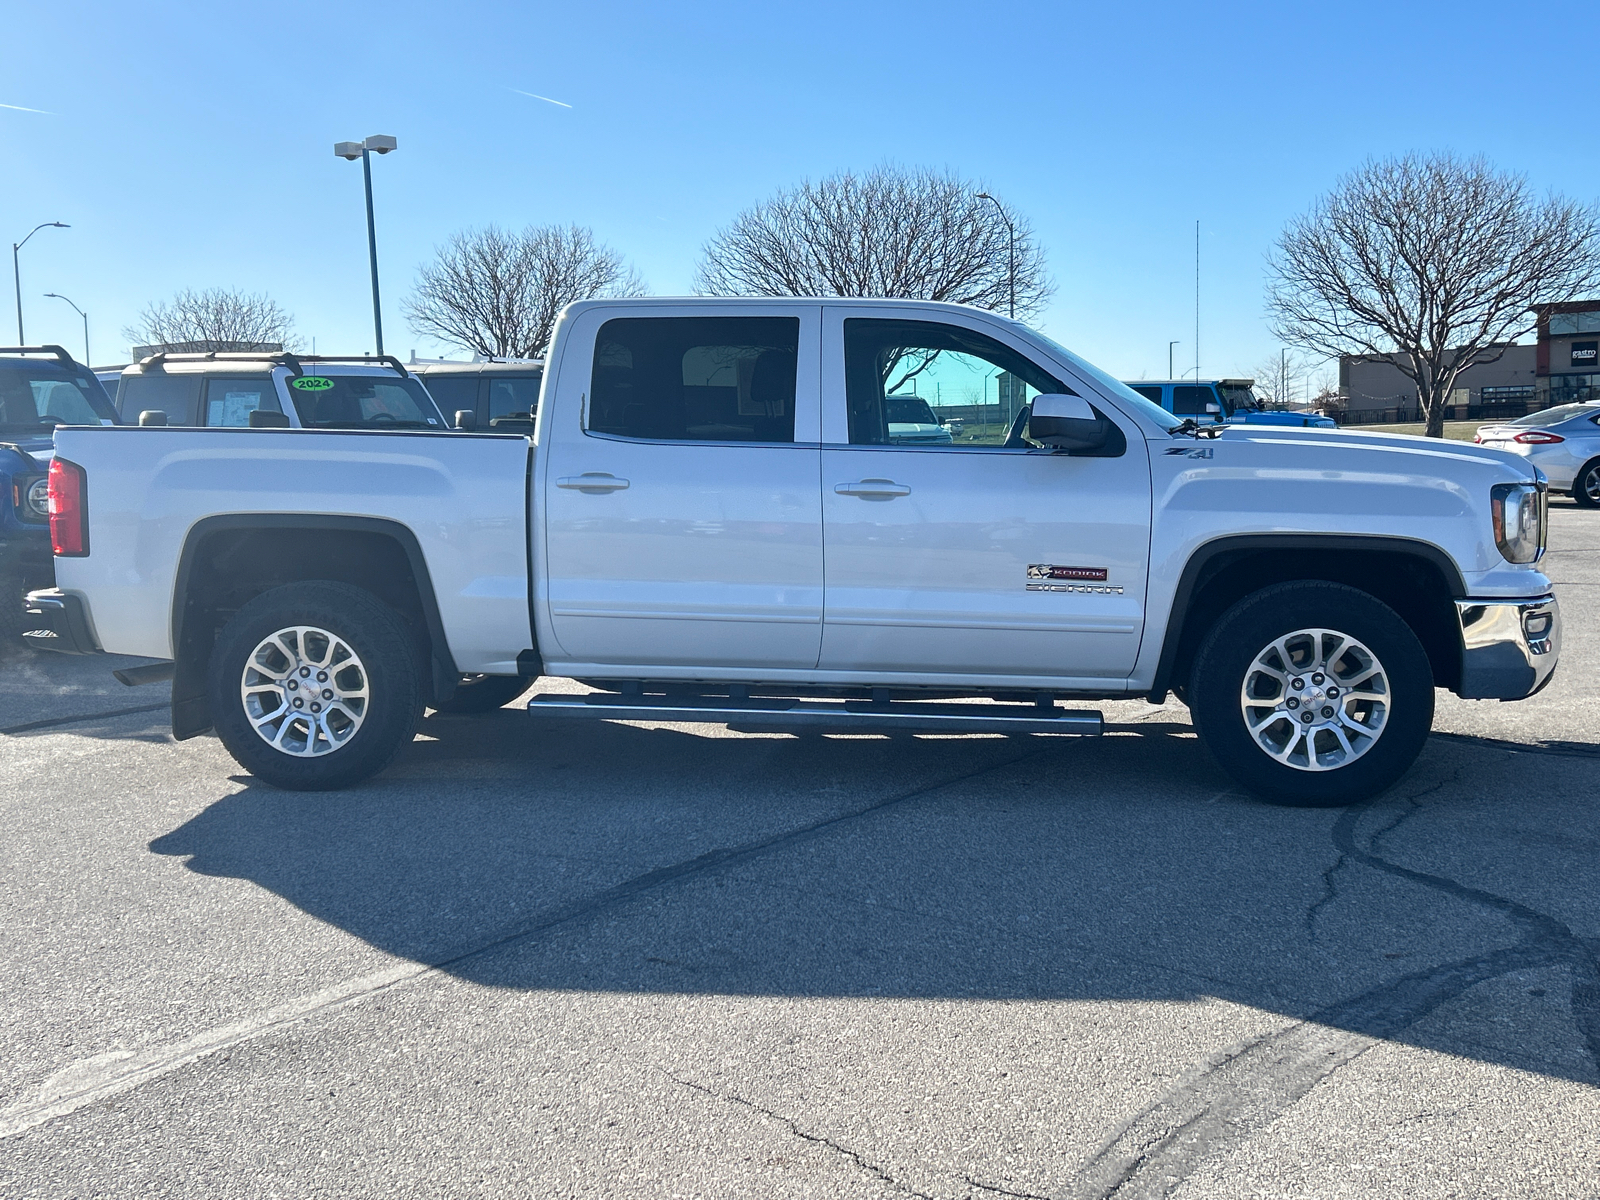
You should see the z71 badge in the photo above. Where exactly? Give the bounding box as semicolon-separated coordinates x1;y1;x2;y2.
1026;564;1123;594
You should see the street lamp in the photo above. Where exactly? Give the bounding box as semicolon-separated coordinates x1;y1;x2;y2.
975;192;1016;319
1168;341;1180;379
12;222;69;342
43;293;89;365
334;135;397;355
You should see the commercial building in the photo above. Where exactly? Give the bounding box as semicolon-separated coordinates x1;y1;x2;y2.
1535;301;1600;406
1338;344;1536;423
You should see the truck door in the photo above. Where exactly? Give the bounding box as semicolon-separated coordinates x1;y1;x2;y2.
541;305;824;670
818;308;1151;681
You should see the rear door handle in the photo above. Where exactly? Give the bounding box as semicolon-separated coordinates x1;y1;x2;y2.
556;473;630;493
835;478;911;499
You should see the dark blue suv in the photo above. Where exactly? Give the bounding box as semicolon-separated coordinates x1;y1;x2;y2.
1;347;119;641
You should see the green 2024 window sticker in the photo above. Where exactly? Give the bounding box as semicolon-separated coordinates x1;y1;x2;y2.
290;376;334;392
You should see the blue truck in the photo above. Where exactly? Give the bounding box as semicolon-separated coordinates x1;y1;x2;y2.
1123;378;1337;429
1;347;119;640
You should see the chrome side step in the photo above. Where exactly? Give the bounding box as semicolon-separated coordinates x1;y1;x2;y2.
524;693;1102;736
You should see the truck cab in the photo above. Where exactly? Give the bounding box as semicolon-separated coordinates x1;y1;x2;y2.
1124;378;1337;429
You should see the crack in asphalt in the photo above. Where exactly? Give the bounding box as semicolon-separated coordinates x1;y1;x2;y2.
1067;772;1600;1200
963;1175;1057;1199
1431;731;1600;761
667;1073;940;1199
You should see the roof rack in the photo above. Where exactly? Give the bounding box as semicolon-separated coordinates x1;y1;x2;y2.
136;351;409;378
0;345;78;367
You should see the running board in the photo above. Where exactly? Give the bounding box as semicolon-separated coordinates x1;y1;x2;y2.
524;693;1102;736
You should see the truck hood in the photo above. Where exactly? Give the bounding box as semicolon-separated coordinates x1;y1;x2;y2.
1197;424;1541;483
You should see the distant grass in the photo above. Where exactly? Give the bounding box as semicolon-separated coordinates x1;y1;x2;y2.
1350;420;1481;442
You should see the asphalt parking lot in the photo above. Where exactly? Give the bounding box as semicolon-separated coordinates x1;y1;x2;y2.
1;505;1597;1199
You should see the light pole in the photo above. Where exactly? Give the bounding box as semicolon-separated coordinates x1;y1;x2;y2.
975;192;1016;319
12;222;69;343
334;135;397;355
1168;341;1180;379
43;293;89;364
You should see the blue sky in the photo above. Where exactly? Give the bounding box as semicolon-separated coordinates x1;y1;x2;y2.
6;0;1595;392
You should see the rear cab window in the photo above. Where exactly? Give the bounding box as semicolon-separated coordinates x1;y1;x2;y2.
487;374;542;427
588;317;798;443
286;373;445;430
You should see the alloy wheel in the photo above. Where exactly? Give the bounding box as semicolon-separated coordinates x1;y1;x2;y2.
1239;627;1389;771
240;625;370;756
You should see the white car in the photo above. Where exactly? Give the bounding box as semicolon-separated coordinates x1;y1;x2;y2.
29;298;1559;806
884;394;954;444
1474;403;1600;506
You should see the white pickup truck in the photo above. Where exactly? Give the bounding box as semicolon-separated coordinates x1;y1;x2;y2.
28;298;1560;805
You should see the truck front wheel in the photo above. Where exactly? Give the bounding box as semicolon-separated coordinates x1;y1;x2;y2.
207;581;422;790
1189;581;1434;806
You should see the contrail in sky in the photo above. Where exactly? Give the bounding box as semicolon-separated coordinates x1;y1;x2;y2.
510;89;572;108
1;102;54;114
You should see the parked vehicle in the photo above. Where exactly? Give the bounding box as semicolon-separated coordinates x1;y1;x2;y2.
1124;379;1338;429
0;346;118;639
29;299;1558;806
884;394;954;444
408;358;543;432
106;352;447;431
1474;403;1600;507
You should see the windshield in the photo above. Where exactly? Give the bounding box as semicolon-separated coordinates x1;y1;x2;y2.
1217;383;1257;415
884;395;940;425
1504;403;1600;428
0;366;117;430
1026;331;1186;432
286;373;444;430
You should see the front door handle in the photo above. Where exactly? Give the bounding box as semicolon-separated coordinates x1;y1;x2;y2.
556;472;630;494
835;478;911;500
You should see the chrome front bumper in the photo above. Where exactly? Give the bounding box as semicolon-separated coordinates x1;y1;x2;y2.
1455;594;1560;700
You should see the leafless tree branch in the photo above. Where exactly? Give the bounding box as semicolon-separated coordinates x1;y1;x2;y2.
1267;152;1600;435
694;166;1052;319
122;288;298;351
403;224;646;359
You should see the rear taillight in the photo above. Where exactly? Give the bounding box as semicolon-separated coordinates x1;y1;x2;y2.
1513;431;1565;444
48;457;88;557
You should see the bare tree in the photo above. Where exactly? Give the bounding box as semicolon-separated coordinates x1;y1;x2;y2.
404;224;645;359
1268;153;1600;437
695;166;1052;318
123;288;298;351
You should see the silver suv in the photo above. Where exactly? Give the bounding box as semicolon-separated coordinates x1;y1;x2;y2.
106;352;447;432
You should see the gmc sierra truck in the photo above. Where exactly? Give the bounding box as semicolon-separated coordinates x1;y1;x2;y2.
26;299;1560;805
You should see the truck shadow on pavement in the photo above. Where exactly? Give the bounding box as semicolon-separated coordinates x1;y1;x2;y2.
149;709;1600;1089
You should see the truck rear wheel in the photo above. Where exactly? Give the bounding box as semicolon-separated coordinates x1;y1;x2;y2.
207;581;421;790
1189;581;1434;806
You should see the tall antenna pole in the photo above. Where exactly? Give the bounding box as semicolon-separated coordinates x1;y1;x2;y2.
1194;219;1200;385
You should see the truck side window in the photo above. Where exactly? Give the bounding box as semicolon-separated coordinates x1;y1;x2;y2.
588;317;798;443
203;378;280;427
843;319;1065;448
1131;385;1164;405
421;375;480;418
119;374;203;425
488;374;542;424
1171;385;1218;416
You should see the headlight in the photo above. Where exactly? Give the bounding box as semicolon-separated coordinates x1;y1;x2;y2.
24;476;50;520
1491;482;1545;564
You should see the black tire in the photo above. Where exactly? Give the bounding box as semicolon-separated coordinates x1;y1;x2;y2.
208;581;422;790
431;673;531;714
1573;459;1600;508
1189;581;1434;807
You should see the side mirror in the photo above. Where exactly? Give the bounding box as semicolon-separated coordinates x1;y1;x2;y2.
454;409;477;432
138;410;168;427
248;409;291;428
1028;393;1109;452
